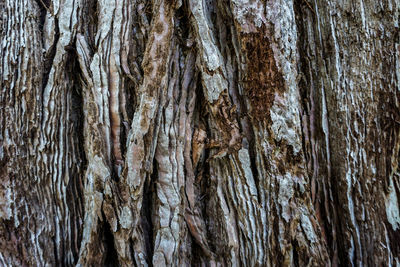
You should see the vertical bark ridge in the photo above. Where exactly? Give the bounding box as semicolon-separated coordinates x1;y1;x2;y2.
1;0;85;265
38;0;84;264
115;1;175;265
1;0;46;264
230;0;329;265
297;0;400;265
188;1;244;264
152;38;190;266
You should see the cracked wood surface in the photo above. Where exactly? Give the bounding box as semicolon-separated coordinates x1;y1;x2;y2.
0;0;399;266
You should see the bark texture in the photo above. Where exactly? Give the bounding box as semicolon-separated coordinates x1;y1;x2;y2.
0;0;399;266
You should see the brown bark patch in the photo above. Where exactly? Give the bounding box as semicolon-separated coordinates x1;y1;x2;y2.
207;91;242;158
154;22;164;34
241;30;284;121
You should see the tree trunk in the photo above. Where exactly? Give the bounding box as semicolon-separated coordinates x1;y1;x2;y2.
1;0;399;266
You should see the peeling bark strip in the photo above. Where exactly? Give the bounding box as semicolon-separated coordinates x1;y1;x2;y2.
1;0;399;266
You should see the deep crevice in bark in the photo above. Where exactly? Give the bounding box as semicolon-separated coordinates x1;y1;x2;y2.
292;240;300;267
87;0;98;52
41;17;59;95
142;161;157;262
35;0;48;32
103;219;119;266
69;78;86;265
63;46;86;265
332;173;351;267
293;2;344;265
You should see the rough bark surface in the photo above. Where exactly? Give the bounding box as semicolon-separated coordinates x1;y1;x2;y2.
0;0;399;266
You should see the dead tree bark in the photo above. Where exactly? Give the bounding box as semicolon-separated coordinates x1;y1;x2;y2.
1;0;399;266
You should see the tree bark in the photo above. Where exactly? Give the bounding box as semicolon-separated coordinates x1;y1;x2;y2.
0;0;399;266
